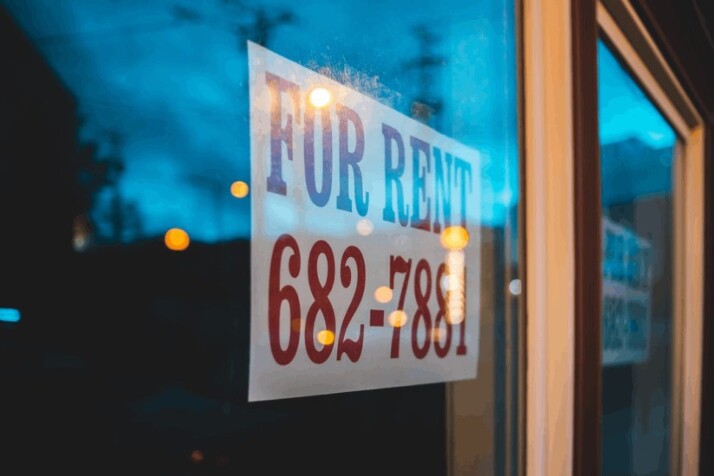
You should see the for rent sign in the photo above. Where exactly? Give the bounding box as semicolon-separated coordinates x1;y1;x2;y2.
248;41;481;401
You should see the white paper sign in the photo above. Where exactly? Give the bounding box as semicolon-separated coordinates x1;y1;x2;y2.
248;41;481;401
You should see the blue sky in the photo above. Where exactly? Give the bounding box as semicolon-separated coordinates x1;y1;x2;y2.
598;39;676;148
4;0;534;241
597;39;676;204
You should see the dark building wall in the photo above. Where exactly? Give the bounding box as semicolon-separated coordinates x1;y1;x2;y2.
0;7;79;332
0;6;91;475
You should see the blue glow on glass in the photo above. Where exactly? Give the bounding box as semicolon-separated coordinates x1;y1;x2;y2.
0;308;21;323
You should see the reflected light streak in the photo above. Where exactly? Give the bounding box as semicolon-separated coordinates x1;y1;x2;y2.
309;87;332;108
164;228;190;251
374;286;393;303
317;329;335;345
230;180;250;198
388;310;408;328
445;250;465;325
441;275;461;292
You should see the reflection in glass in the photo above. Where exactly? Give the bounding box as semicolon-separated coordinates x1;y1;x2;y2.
374;286;394;304
445;249;466;325
388;310;409;328
598;39;676;476
3;0;518;246
0;308;21;323
440;225;470;251
1;0;519;473
308;87;332;108
189;449;204;464
356;218;374;236
164;227;191;251
316;330;335;346
230;180;250;198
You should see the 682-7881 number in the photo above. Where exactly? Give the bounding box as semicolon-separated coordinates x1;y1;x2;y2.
268;234;468;366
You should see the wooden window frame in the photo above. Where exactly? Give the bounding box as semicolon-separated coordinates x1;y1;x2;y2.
523;0;576;474
597;2;705;475
524;0;705;475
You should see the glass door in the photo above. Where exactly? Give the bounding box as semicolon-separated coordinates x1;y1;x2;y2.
595;1;706;473
597;37;677;476
0;1;522;474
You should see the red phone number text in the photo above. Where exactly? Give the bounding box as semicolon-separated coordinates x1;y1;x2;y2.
268;234;468;365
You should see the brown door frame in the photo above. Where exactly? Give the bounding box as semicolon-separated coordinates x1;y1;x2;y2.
571;1;602;475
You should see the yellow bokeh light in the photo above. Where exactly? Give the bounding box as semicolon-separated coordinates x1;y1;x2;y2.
388;310;408;328
316;329;335;346
374;286;393;303
230;180;250;198
440;226;470;250
309;87;332;108
165;228;190;251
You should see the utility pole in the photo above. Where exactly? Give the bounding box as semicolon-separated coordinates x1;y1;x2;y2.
101;131;127;243
237;6;295;48
402;24;447;128
171;2;296;49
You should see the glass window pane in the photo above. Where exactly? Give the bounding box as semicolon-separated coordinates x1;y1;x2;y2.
1;1;519;474
598;38;677;476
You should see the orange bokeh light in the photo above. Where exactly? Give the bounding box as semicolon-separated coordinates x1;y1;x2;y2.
230;181;250;198
316;330;335;345
165;228;190;251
